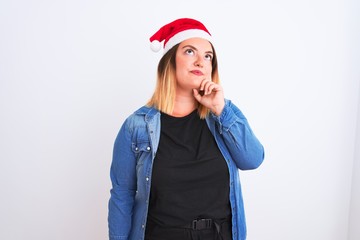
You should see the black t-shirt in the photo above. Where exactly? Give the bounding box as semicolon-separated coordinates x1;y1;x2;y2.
147;110;231;227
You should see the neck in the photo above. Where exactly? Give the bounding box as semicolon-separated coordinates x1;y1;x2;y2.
171;92;198;117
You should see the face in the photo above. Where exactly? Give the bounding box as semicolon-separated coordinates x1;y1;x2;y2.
175;37;213;93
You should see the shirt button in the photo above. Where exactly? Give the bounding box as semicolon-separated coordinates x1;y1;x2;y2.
146;146;151;151
142;224;145;228
146;177;149;181
135;147;139;151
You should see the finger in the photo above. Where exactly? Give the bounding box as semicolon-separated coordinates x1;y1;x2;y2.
202;81;213;94
207;83;222;94
207;84;216;95
193;89;202;101
204;82;218;95
199;79;211;91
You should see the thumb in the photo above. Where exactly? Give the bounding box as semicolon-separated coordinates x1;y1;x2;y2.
193;89;202;102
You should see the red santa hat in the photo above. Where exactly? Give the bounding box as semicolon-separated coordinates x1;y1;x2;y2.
149;18;213;55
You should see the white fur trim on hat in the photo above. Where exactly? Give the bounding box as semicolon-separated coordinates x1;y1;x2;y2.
163;29;212;55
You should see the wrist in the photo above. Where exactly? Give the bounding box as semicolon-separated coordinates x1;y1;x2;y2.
211;101;225;116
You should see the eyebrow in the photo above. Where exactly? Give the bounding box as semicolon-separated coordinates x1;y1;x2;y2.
182;45;213;55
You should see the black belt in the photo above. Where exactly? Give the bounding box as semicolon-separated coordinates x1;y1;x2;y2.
183;217;231;230
186;218;214;230
182;218;230;240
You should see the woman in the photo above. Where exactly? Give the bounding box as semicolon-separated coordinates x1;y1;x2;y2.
108;18;264;240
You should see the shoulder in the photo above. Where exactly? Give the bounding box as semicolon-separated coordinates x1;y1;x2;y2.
133;105;155;115
124;105;159;128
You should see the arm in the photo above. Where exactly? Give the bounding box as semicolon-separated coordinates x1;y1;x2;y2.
193;80;264;170
212;100;265;170
108;119;136;240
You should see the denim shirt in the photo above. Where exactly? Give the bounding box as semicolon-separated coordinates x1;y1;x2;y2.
108;99;264;240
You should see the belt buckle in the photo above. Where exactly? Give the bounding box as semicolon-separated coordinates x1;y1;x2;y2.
192;219;212;230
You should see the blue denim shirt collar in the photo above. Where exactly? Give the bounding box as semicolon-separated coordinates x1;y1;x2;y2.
134;105;160;123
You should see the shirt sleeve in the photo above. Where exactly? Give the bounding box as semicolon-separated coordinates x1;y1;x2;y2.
211;100;265;170
108;118;136;240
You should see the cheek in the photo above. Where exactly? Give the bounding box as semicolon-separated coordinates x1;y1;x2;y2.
206;66;213;77
175;61;188;75
176;58;187;70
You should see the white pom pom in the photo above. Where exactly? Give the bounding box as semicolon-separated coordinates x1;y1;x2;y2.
150;40;161;52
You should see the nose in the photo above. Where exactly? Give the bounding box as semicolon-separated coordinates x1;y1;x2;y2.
194;56;204;67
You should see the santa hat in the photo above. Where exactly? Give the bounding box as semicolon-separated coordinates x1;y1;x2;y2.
149;18;212;55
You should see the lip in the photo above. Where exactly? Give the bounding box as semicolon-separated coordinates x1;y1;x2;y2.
190;70;204;76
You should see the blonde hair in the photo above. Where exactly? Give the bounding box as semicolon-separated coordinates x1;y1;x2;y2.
147;43;220;119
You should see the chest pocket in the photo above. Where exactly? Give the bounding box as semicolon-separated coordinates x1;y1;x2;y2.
132;141;152;166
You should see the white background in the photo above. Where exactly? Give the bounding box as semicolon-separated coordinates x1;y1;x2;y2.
1;0;359;239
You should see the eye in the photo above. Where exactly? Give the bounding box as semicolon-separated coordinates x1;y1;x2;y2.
185;49;194;55
205;54;213;61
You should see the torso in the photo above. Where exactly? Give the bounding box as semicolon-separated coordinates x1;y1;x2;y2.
147;110;231;227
